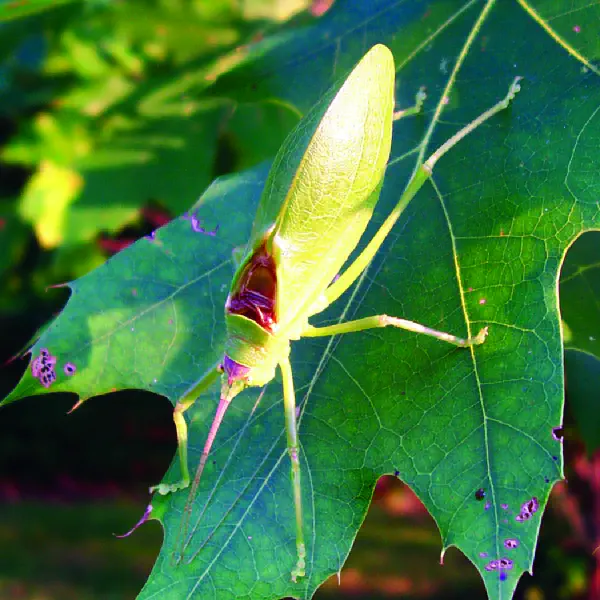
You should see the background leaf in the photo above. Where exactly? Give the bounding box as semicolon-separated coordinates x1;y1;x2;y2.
3;1;600;599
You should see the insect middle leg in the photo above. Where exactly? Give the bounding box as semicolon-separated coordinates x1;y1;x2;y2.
279;355;306;582
150;363;222;495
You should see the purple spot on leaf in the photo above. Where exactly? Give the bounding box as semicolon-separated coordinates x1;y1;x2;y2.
516;496;539;522
484;501;491;511
504;538;519;549
183;211;219;236
479;552;488;558
31;356;43;378
64;362;77;376
498;558;514;570
145;230;156;241
552;426;563;442
485;560;499;572
32;349;57;387
501;503;509;510
39;369;56;388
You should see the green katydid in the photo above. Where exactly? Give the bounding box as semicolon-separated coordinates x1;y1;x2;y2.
150;44;522;582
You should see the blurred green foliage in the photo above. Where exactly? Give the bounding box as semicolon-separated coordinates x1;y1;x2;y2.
0;0;305;313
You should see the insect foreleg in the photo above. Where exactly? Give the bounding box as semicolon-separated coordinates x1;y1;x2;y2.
321;77;522;312
392;86;427;121
279;355;306;582
301;316;488;348
150;363;222;495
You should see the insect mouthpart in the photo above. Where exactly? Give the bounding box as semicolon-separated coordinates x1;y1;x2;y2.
223;354;251;385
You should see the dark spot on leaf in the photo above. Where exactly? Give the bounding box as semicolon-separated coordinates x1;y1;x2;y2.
498;558;513;570
499;572;507;581
504;538;519;549
63;362;76;376
544;476;550;483
552;455;558;461
475;488;486;500
552;426;563;442
394;470;400;477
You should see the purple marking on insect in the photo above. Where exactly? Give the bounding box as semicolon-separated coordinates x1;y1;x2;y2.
552;426;563;442
64;362;77;376
479;552;488;558
504;538;519;549
499;572;507;582
223;355;251;385
498;558;513;570
501;503;509;510
183;211;219;236
485;560;499;572
115;504;152;538
484;501;491;511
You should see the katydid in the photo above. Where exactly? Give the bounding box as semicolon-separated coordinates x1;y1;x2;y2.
150;44;522;582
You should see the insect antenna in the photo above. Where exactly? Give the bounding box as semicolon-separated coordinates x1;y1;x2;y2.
174;385;267;565
182;387;270;564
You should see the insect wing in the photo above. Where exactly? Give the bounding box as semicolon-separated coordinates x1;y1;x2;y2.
251;45;395;332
